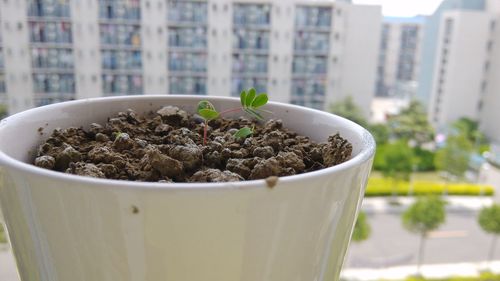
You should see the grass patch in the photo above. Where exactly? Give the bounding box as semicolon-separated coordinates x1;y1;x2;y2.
404;272;500;281
370;171;444;182
365;177;494;197
0;223;6;244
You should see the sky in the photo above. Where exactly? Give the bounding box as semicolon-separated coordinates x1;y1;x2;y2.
352;0;443;17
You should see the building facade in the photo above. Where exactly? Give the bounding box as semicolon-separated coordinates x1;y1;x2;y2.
0;0;381;117
417;0;486;108
375;16;424;99
425;0;500;142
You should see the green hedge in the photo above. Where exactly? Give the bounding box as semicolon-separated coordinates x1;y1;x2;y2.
405;272;500;281
365;177;494;197
0;223;6;244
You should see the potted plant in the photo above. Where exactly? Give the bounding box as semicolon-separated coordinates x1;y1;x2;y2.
0;93;374;281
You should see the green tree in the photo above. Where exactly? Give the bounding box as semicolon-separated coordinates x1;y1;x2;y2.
368;123;390;145
478;204;500;268
0;104;7;120
380;140;414;197
435;134;473;179
452;117;489;153
402;196;446;274
388;100;434;146
330;96;368;127
0;223;6;244
413;147;436;172
352;211;371;243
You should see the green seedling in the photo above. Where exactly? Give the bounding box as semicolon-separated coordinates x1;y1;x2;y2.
234;126;254;139
197;100;219;145
197;88;269;145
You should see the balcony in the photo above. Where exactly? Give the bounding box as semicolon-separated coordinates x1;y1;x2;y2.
98;0;141;22
167;0;208;25
233;3;271;27
169;76;207;95
28;0;71;18
102;74;143;96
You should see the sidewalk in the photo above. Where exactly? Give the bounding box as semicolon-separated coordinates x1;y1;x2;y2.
341;261;500;280
362;196;493;214
0;249;19;281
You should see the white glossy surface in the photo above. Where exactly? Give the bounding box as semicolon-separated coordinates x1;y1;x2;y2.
0;96;374;281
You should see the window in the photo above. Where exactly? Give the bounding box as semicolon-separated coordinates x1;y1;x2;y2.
444;18;454;36
102;74;143;95
291;6;331;108
98;0;141;21
28;0;70;18
169;77;206;95
167;1;208;95
102;50;142;70
231;3;271;96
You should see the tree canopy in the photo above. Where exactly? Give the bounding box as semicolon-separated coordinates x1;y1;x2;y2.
435;134;473;178
388;100;434;146
329;96;368;127
478;204;500;235
402;196;446;234
352;211;371;243
0;104;7;120
380;140;414;181
368;123;390;145
451;117;489;153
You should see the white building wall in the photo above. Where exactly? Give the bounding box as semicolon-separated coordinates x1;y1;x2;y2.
413;25;425;83
383;24;401;89
376;18;424;99
429;11;491;128
207;0;232;97
337;3;381;117
71;0;102;99
0;0;33;114
486;0;500;13
479;13;500;142
142;0;168;95
267;1;294;103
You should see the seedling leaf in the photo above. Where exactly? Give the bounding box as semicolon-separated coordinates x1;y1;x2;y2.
197;101;219;120
234;127;253;139
197;100;216;111
251;93;268;108
240;90;247;107
245;88;256;107
198;109;219;120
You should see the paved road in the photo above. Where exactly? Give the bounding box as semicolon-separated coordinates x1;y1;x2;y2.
345;209;494;268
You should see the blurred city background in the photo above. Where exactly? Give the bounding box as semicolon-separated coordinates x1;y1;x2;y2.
2;0;500;280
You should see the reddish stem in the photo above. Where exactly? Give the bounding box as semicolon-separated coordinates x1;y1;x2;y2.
219;107;242;116
203;121;208;146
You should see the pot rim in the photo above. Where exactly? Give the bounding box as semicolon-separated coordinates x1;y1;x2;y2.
0;95;375;190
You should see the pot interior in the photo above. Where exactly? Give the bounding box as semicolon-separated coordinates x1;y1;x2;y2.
0;96;373;170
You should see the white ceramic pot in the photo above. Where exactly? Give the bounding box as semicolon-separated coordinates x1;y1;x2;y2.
0;96;374;281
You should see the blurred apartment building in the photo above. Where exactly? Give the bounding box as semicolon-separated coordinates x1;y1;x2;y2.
0;0;381;117
0;16;4;106
420;0;500;142
375;16;424;99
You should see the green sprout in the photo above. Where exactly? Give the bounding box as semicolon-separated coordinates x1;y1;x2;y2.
239;88;269;120
197;100;219;145
234;126;254;139
196;88;269;145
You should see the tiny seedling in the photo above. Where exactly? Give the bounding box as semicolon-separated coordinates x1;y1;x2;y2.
197;101;219;145
234;126;254;139
197;88;269;145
